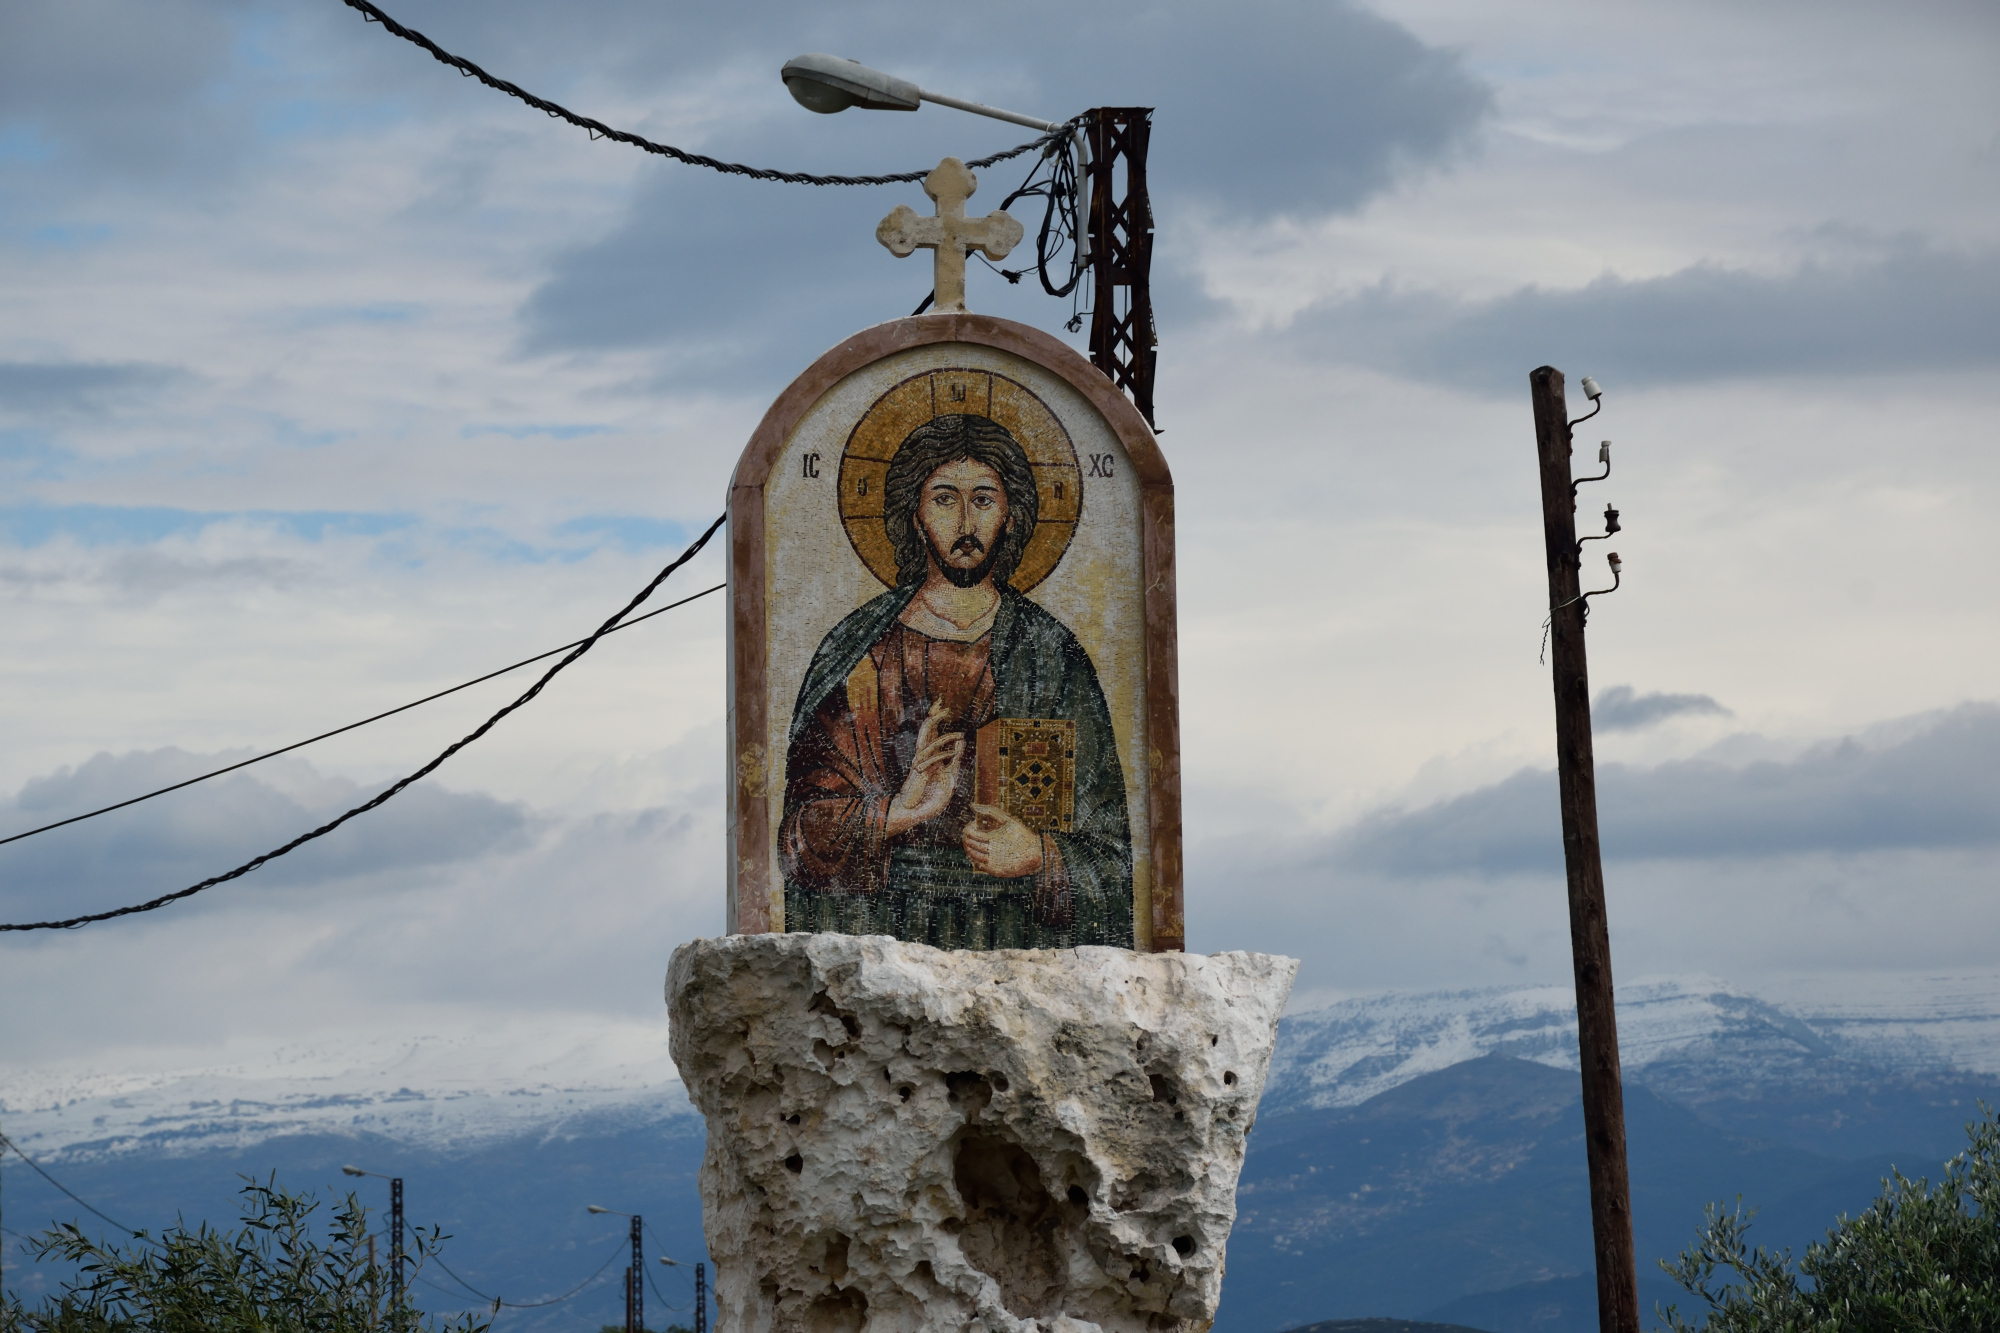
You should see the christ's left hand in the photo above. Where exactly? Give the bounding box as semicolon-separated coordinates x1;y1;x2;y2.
964;804;1044;878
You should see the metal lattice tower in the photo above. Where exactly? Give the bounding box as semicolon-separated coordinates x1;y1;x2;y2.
1086;107;1157;428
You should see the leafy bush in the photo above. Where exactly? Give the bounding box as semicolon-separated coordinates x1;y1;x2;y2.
2;1176;486;1333
1660;1106;2000;1332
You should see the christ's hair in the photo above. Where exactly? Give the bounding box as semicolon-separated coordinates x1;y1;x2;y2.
883;414;1040;588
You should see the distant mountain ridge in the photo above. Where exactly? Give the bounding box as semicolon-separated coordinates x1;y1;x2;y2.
8;970;2000;1333
10;971;2000;1165
1273;971;2000;1159
1271;971;2000;1113
1;1017;696;1164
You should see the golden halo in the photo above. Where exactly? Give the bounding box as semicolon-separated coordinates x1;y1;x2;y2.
838;368;1081;592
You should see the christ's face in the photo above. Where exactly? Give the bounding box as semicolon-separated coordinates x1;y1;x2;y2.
916;458;1010;584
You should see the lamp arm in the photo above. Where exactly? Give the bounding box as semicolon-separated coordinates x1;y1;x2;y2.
916;89;1065;133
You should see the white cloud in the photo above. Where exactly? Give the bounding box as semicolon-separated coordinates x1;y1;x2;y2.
1;0;1997;1079
0;747;725;1067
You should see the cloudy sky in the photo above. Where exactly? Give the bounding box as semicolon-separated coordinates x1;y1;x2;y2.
3;0;1997;1076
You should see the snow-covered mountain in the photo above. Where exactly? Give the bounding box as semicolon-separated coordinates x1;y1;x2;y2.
9;970;2000;1333
1268;970;2000;1114
0;1018;694;1164
9;970;2000;1164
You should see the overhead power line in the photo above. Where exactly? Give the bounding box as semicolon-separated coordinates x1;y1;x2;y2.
0;582;723;851
427;1238;628;1310
644;1258;690;1313
0;1133;139;1238
340;0;1076;185
0;513;725;933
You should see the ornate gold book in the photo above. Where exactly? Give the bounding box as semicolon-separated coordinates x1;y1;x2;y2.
973;718;1076;833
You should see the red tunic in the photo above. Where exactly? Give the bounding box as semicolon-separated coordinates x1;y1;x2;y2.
781;620;999;896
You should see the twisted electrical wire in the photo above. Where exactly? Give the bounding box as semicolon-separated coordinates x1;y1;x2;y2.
998;141;1086;298
0;513;725;932
341;0;1079;185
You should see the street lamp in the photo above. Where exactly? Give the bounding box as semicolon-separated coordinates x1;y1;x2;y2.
780;53;1091;300
589;1206;646;1333
597;1207;707;1333
781;53;1066;133
341;1166;403;1315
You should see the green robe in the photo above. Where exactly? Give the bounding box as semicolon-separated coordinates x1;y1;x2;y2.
780;583;1134;949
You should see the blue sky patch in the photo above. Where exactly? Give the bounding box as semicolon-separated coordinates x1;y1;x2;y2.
0;125;55;165
285;302;424;328
554;514;692;552
461;423;616;441
0;431;76;482
29;221;113;250
0;504;415;549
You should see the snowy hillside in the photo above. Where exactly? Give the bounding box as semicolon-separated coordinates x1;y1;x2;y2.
1270;970;2000;1113
9;970;2000;1162
0;1017;693;1163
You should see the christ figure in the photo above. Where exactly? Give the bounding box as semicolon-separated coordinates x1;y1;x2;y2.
779;414;1134;950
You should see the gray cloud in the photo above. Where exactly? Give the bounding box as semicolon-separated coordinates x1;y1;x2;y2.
1340;703;2000;876
3;0;1487;371
349;0;1488;216
513;0;1488;365
0;0;247;178
0;749;532;923
1055;0;1492;217
0;550;312;601
2;0;1485;206
0;361;189;415
518;169;896;373
1594;685;1731;733
92;550;314;599
1301;242;2000;391
343;801;718;1010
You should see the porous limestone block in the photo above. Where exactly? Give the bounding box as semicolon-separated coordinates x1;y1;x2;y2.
665;933;1297;1333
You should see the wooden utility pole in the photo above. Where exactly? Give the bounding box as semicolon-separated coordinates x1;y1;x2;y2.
1529;365;1639;1333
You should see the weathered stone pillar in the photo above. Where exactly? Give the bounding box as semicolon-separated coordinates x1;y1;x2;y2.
666;934;1295;1333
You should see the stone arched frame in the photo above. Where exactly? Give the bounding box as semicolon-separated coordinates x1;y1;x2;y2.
726;313;1183;952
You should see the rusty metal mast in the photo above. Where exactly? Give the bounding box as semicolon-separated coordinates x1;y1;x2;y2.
1085;108;1157;428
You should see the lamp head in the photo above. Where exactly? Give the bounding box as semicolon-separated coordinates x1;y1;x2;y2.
341;1166;366;1177
782;54;921;114
587;1205;611;1214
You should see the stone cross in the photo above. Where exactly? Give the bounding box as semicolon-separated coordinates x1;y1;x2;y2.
877;157;1025;315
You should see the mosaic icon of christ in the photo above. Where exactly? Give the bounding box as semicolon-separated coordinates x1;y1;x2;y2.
780;413;1135;950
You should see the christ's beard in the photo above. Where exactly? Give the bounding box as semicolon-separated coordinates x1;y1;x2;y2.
928;532;1002;589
